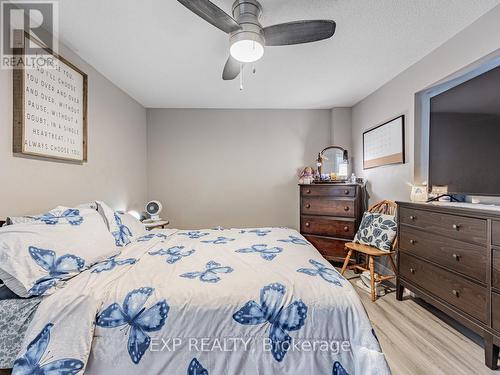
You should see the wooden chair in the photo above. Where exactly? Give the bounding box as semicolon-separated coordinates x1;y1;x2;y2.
340;200;398;302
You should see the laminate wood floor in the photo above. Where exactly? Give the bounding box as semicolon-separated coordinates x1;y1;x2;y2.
346;272;499;375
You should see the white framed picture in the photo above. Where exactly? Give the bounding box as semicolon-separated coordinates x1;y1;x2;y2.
363;115;405;169
13;32;88;163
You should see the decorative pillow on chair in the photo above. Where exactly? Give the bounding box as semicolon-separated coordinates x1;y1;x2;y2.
354;212;397;251
0;206;118;297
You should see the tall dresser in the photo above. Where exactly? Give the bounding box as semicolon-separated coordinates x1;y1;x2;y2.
299;183;365;262
396;202;500;369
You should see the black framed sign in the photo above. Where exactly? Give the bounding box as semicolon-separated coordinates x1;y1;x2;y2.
363;115;405;169
13;32;88;163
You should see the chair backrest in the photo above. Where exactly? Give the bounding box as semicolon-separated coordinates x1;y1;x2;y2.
367;200;398;251
368;200;397;215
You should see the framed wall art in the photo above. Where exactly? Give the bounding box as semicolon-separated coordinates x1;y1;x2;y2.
13;32;88;163
363;115;405;169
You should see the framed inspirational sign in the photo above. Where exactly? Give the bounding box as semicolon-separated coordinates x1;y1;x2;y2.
13;32;88;163
363;115;405;169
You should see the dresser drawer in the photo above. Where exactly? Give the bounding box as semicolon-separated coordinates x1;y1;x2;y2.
493;249;500;291
399;207;486;245
493;292;500;332
399;225;487;283
301;198;355;217
493;221;500;246
301;216;355;238
304;235;348;261
400;253;487;322
301;185;356;197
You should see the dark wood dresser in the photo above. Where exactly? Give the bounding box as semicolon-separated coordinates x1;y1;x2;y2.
396;201;500;369
299;183;365;262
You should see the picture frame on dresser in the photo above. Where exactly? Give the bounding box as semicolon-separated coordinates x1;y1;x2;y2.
396;201;500;370
299;183;365;263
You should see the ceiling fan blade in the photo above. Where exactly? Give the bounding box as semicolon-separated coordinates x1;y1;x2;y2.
263;20;336;46
177;0;241;34
222;56;240;80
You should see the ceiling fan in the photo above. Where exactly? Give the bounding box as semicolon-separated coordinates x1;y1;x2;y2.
177;0;336;81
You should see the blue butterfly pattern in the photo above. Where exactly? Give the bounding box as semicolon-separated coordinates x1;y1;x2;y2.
332;361;349;375
13;323;84;375
233;283;308;362
278;235;309;245
137;233;168;242
37;209;83;226
235;244;283;261
28;246;85;296
148;246;195;264
180;261;234;283
178;231;209;239
112;213;132;247
201;237;235;245
91;255;137;274
297;259;344;286
187;358;208;375
239;229;272;237
96;287;169;364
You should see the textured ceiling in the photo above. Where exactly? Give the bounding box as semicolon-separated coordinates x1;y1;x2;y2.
58;0;500;108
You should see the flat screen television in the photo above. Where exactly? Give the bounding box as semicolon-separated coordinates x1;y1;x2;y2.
429;65;500;196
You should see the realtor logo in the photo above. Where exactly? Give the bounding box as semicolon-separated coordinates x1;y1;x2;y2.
1;0;58;68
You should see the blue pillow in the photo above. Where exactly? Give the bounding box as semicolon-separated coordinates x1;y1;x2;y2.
354;212;397;251
0;285;21;300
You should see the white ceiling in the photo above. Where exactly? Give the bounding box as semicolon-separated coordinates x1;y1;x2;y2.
58;0;500;109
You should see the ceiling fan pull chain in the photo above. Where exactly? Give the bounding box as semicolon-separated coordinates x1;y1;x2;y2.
252;64;256;74
240;63;244;90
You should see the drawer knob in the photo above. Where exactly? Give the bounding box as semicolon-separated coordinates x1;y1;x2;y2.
344;206;350;212
452;224;461;231
409;268;416;274
305;204;311;209
452;254;460;261
306;189;311;194
344;189;350;195
305;222;310;227
409;215;416;221
452;290;460;298
409;239;416;245
343;226;349;232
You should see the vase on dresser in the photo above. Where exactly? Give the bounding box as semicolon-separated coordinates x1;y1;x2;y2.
299;183;365;263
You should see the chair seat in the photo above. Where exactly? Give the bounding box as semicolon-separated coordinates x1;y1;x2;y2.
345;242;394;256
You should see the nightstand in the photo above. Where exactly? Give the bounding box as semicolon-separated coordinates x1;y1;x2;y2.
143;220;169;231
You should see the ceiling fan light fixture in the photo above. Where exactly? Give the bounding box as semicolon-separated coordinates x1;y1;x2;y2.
230;39;264;63
230;31;265;63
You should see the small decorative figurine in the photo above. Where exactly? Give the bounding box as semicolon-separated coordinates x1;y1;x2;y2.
298;166;315;184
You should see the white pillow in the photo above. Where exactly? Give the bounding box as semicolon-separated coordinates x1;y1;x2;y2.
5;202;97;226
119;213;148;238
0;206;118;297
96;201;146;246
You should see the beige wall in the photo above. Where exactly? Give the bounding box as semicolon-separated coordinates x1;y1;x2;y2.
351;5;500;203
0;43;147;218
147;109;331;229
330;108;352;152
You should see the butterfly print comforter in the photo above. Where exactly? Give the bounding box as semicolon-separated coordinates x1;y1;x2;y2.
12;228;391;375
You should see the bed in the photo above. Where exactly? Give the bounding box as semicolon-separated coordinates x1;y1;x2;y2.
3;225;391;375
